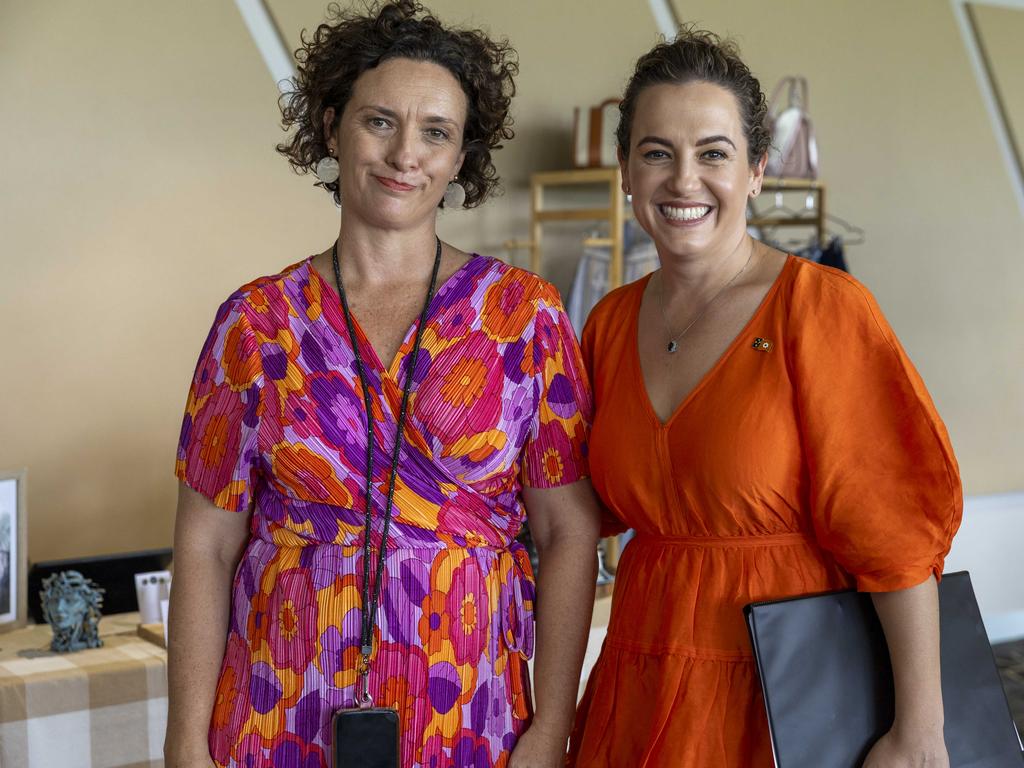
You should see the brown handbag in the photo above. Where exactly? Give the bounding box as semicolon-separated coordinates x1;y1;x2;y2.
572;98;621;168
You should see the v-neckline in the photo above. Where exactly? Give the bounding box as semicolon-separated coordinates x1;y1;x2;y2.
309;253;484;380
632;254;793;429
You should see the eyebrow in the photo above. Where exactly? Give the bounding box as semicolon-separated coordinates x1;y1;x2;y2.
360;105;459;128
635;136;673;149
696;135;737;149
635;134;737;149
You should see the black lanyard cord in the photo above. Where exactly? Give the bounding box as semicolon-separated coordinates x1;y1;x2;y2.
331;237;442;705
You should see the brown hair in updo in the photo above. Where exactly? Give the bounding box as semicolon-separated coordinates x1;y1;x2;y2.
617;27;770;165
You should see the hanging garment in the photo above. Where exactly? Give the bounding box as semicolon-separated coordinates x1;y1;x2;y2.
796;236;848;273
566;222;661;334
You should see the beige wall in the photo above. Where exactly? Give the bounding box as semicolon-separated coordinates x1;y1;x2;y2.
1;0;1021;562
973;3;1024;152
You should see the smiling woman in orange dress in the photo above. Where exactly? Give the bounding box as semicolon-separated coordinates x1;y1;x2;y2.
568;29;961;768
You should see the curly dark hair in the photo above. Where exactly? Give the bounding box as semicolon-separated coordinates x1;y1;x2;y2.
617;27;770;166
277;0;518;208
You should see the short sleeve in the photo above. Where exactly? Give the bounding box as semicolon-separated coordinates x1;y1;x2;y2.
792;270;962;592
519;289;593;488
175;296;264;512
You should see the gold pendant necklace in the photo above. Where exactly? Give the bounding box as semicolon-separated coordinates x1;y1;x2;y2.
659;247;756;354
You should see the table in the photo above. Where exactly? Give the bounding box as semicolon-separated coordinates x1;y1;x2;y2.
0;613;167;768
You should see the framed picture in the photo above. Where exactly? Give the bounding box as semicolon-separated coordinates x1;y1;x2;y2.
0;469;27;632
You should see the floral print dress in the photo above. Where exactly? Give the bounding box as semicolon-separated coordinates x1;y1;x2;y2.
175;254;591;768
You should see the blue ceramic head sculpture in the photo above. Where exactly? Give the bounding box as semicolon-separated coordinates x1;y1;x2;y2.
40;570;104;652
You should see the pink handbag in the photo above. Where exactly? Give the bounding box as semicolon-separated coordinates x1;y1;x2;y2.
765;77;819;179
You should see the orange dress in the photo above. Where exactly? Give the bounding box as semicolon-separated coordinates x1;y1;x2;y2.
568;256;962;767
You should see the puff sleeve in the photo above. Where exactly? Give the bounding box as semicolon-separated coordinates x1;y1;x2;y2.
519;288;592;489
791;269;962;591
175;295;264;512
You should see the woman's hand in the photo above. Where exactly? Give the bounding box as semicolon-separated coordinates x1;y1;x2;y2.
862;723;948;767
508;721;568;768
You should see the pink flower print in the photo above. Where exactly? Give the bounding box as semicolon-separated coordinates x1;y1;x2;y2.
186;385;246;500
416;331;502;445
245;282;293;339
266;568;318;673
282;390;321;441
209;632;252;765
430;292;479;342
369;642;431;763
447;558;490;666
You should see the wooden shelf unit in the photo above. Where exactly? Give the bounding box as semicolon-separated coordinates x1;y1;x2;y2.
527;166;627;290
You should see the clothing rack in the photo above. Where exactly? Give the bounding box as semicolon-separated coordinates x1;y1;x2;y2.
748;177;826;245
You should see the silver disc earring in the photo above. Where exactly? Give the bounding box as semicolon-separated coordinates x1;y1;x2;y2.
315;155;340;184
442;179;466;209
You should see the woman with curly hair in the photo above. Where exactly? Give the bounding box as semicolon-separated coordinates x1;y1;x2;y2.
567;29;960;767
165;3;599;767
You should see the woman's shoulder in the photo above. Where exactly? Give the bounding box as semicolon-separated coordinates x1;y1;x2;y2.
787;255;874;304
472;255;566;308
231;258;310;301
211;257;312;315
584;274;649;335
784;256;900;347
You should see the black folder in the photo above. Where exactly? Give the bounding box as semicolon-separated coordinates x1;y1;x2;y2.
745;571;1023;767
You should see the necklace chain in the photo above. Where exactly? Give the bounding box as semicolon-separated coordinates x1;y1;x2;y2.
658;247;756;354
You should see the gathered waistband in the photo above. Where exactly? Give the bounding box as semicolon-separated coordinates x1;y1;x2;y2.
248;535;522;553
631;531;814;549
241;536;536;658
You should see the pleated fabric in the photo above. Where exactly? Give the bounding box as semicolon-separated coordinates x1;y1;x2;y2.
176;254;591;768
568;256;962;767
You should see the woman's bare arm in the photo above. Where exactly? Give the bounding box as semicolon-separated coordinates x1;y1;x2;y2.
863;574;948;767
164;482;251;768
510;479;601;768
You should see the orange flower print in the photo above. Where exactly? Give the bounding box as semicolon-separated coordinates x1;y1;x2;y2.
419;589;453;655
271;443;353;506
441;357;489;408
541;447;564;485
222;320;259;391
481;277;534;342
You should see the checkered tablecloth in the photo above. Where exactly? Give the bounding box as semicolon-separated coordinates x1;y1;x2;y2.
0;614;167;768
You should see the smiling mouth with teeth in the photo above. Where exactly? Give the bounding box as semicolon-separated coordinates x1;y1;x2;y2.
659;204;712;222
